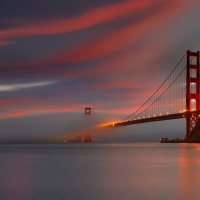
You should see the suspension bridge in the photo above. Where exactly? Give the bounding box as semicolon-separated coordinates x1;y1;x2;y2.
108;50;200;142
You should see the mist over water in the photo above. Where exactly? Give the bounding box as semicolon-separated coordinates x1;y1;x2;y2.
0;143;200;200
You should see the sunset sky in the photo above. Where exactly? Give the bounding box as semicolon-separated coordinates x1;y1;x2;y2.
0;0;200;142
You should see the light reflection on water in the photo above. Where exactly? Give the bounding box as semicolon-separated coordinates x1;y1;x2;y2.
0;143;200;200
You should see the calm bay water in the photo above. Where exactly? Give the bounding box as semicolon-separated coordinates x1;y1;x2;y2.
0;143;200;200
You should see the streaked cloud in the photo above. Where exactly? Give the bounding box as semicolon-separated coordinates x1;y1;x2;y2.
0;80;56;92
0;102;96;119
0;0;193;80
0;0;157;46
42;0;191;64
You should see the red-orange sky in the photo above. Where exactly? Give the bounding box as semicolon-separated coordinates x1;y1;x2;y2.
0;0;200;141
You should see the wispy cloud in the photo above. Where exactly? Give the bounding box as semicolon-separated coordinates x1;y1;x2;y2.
42;0;190;64
0;102;96;119
0;80;56;92
0;0;190;80
0;0;157;46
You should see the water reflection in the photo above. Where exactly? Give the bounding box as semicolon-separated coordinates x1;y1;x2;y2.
178;144;200;200
1;143;200;200
0;152;34;200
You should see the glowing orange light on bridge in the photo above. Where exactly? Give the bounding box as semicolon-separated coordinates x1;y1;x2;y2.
98;121;117;128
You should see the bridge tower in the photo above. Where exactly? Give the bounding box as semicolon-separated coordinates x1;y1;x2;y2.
84;107;92;142
186;50;200;139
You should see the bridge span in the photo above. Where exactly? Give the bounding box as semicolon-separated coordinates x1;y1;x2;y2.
107;50;200;142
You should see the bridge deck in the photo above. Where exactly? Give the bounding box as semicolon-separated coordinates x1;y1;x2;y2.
113;111;199;127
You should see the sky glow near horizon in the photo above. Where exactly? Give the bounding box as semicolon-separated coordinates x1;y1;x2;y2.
0;0;200;141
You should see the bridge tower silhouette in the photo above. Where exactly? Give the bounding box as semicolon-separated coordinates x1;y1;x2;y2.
109;50;200;142
186;50;200;139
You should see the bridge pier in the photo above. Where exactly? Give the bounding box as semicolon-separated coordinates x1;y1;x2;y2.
82;133;92;143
